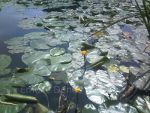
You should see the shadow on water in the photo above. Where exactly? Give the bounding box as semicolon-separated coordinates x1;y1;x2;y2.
17;80;99;113
43;0;80;12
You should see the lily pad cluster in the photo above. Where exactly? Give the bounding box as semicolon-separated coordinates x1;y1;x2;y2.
1;0;150;113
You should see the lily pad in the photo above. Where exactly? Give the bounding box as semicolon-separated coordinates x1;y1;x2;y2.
86;49;102;63
4;94;38;103
0;68;11;75
22;51;50;65
50;63;72;72
0;103;25;113
50;53;72;64
88;56;109;69
24;32;49;40
0;77;17;94
14;72;44;85
49;71;68;84
30;39;50;50
31;81;52;92
50;47;65;56
0;54;11;68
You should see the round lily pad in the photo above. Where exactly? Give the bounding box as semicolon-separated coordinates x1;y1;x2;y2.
0;55;11;68
50;47;65;56
33;65;51;76
22;51;50;65
30;39;50;50
50;63;72;72
59;54;72;64
50;53;72;64
24;32;48;40
0;68;11;75
14;72;44;85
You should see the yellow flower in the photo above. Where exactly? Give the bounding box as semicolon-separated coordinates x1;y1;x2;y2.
74;87;81;93
81;50;88;56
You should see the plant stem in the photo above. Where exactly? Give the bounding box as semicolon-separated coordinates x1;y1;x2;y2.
91;14;138;36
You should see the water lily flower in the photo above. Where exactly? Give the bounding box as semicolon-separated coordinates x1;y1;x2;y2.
74;87;81;93
81;50;88;56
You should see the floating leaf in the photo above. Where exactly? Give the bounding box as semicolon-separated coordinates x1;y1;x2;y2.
81;43;96;50
4;94;38;103
31;81;52;92
34;103;49;113
0;54;11;68
30;39;50;50
91;31;104;37
88;56;109;69
22;51;50;65
0;77;17;94
50;47;65;56
14;71;44;85
50;53;72;64
49;71;68;84
50;63;72;72
0;102;25;113
0;68;11;75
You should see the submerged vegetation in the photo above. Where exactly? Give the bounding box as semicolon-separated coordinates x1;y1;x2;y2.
0;0;150;113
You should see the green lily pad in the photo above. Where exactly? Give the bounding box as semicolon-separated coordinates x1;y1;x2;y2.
0;68;11;75
50;53;72;64
34;103;49;113
22;51;50;65
14;72;44;85
50;47;65;56
50;63;72;72
0;54;11;68
49;71;68;84
30;39;50;50
88;56;109;69
31;81;52;92
33;65;51;76
0;77;17;94
0;102;25;113
4;94;38;103
24;32;48;40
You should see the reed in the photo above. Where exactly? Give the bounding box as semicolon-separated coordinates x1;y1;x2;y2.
135;0;150;39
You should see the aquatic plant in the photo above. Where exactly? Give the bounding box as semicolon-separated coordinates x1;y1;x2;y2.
1;94;49;113
88;56;109;69
0;54;12;75
135;0;150;39
91;14;138;37
74;87;81;113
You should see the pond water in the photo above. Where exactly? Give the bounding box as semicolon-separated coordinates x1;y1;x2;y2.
0;3;46;68
0;0;150;113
